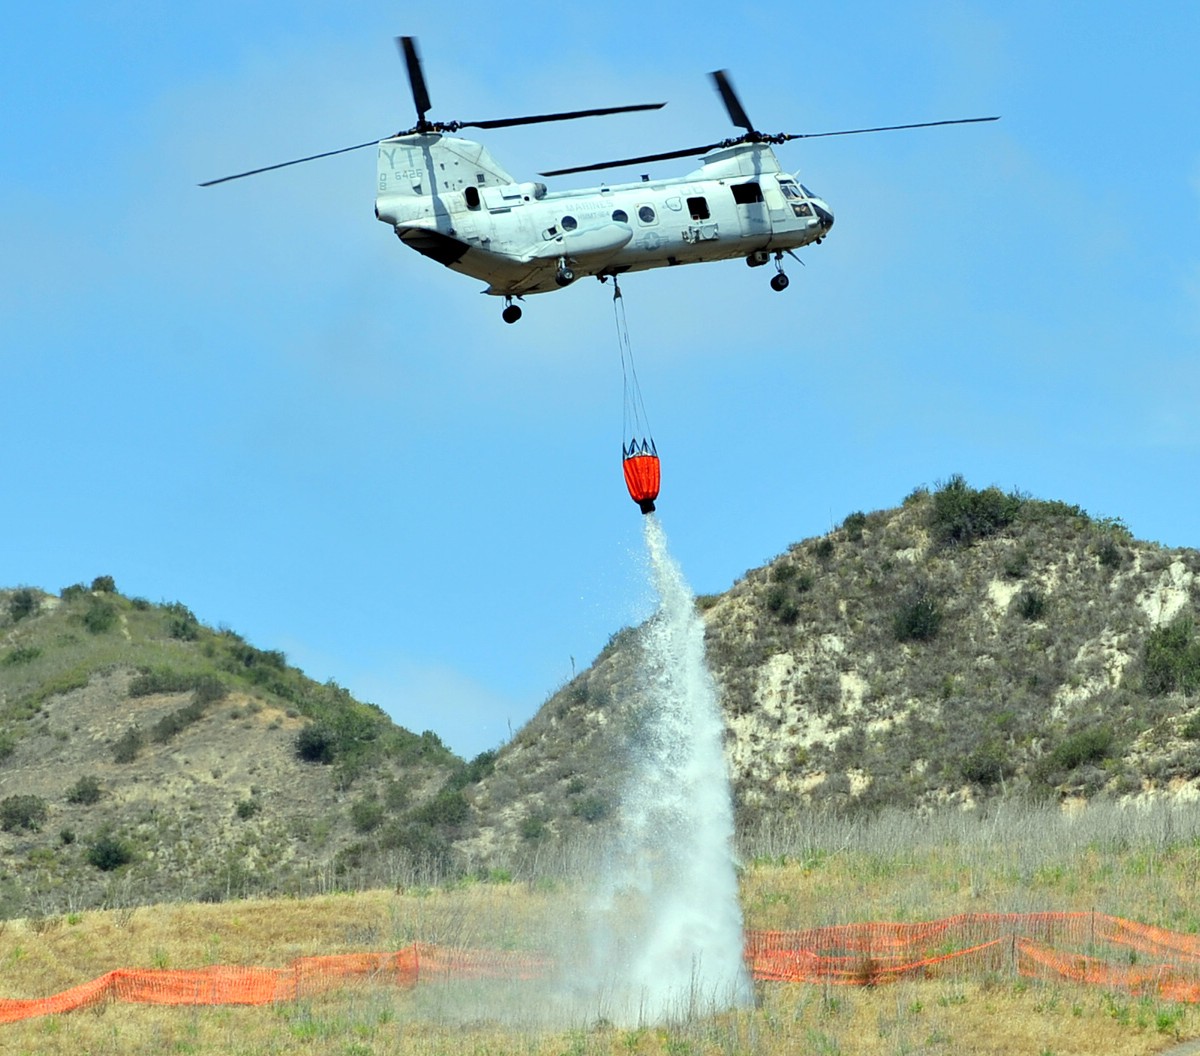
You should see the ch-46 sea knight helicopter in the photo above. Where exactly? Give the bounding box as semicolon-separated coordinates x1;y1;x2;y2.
202;37;997;323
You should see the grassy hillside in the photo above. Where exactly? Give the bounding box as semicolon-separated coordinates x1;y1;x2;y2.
0;580;480;917
457;478;1200;860
3;800;1200;1055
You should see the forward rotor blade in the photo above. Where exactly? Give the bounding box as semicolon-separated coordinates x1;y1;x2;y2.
463;101;665;131
398;36;432;125
711;69;753;132
199;140;381;187
782;115;1000;140
540;142;723;178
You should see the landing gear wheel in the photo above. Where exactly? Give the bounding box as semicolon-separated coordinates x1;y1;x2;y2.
502;303;522;324
746;250;770;268
555;266;576;288
770;272;790;292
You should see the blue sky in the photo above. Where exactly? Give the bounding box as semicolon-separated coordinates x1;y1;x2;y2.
4;3;1198;759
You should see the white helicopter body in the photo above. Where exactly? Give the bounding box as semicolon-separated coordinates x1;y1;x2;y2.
375;134;833;300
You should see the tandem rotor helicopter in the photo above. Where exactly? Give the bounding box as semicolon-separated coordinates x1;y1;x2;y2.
203;37;997;324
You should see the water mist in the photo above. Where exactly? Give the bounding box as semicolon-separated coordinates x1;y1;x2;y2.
572;516;753;1024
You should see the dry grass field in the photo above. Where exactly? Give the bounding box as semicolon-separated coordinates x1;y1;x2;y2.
6;801;1200;1055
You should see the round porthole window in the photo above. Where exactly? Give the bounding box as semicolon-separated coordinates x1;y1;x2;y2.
561;215;578;231
638;205;656;224
611;208;628;223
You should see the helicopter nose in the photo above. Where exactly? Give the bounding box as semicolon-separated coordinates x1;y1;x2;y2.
813;201;834;230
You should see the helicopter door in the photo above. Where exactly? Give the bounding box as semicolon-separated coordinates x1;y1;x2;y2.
730;182;769;238
682;196;719;244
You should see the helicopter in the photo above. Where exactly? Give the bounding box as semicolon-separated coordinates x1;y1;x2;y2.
202;37;997;324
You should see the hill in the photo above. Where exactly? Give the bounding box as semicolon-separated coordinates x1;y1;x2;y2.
0;581;474;917
456;478;1200;861
6;479;1200;909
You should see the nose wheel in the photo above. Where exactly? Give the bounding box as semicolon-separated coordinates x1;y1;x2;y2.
770;253;790;292
555;257;576;288
502;297;522;324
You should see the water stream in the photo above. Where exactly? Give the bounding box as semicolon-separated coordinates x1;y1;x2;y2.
574;516;753;1024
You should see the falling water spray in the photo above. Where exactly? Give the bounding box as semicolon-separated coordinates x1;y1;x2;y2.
572;516;753;1024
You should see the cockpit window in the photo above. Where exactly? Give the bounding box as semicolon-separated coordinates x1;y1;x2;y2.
780;183;804;200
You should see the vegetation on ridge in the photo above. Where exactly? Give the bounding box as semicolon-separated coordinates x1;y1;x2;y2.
0;580;488;917
458;476;1199;860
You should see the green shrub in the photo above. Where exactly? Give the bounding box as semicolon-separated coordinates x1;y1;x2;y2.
843;511;868;542
1144;616;1200;696
929;474;1022;547
112;726;144;764
90;575;117;593
1049;725;1116;771
87;834;134;871
1096;537;1123;570
82;598;118;634
960;743;1007;786
765;584;800;625
295;724;336;764
893;587;943;642
192;675;227;706
169;615;200;640
66;775;103;805
235;798;262;820
409;788;468;829
1016;589;1047;621
350;797;385;833
382;779;411;812
571;794;612;822
447;749;498;791
60;583;87;601
520;815;546;840
130;669;194;696
1003;547;1030;579
2;645;42;666
8;588;39;622
0;794;48;832
151;701;205;743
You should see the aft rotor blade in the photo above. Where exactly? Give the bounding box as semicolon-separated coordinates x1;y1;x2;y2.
463;101;665;131
540;141;722;178
711;69;753;132
781;115;1000;141
199;139;381;186
398;36;432;125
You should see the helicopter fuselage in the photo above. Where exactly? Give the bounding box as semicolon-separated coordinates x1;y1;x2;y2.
374;134;833;299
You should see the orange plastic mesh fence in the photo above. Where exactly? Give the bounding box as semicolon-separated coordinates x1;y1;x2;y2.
6;914;1200;1023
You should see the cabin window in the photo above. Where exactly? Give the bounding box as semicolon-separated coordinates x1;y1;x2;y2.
612;208;629;223
561;215;578;231
731;183;763;205
638;205;657;225
464;186;481;210
687;196;710;220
